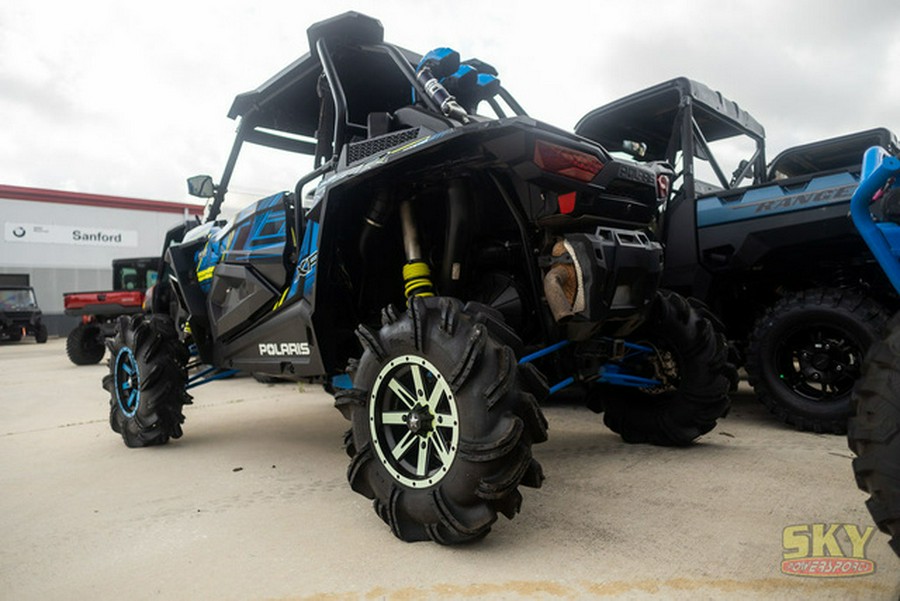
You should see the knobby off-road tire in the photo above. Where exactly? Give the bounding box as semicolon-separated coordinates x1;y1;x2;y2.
335;297;548;544
848;318;900;557
601;290;733;446
66;323;106;365
746;288;889;434
686;296;741;389
35;323;48;343
103;314;191;448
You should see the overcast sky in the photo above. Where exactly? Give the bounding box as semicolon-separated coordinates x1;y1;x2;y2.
2;1;899;212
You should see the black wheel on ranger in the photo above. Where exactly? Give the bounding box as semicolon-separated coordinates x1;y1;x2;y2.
35;322;48;343
103;314;191;448
599;289;733;446
66;323;106;365
746;288;889;434
335;297;548;544
848;318;900;558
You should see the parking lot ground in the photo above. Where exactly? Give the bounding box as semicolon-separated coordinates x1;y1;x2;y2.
1;337;898;600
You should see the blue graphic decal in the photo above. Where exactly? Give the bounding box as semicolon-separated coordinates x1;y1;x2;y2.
193;192;289;293
195;225;225;293
285;220;320;303
219;192;288;262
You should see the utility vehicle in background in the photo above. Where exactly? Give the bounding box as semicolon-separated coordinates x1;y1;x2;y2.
0;285;48;343
104;12;732;544
577;78;899;433
63;256;158;364
846;146;900;558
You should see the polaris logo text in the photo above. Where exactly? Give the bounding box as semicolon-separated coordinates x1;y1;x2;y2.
781;523;876;577
258;342;311;357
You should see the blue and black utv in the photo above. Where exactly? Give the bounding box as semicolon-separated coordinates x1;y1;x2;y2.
103;12;732;544
577;79;899;434
846;147;900;558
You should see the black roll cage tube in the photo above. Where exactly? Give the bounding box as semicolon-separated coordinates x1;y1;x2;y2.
205;38;439;224
205;36;527;231
665;97;766;200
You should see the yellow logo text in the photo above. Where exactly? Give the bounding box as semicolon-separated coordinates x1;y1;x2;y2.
781;523;875;577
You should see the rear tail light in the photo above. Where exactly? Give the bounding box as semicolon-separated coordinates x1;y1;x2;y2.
534;140;604;183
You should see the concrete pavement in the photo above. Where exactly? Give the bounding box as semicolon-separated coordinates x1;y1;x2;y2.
0;337;897;600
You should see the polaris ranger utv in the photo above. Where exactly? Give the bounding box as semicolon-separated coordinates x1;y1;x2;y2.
105;12;731;544
577;78;899;434
64;256;159;364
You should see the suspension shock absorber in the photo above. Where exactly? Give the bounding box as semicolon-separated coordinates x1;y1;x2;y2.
399;199;435;299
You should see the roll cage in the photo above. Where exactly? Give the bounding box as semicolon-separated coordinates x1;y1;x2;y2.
203;11;526;232
576;77;767;201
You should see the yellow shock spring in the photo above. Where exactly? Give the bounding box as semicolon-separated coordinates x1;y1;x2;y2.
403;260;435;298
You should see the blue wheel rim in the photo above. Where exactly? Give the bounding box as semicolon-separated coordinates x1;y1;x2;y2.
115;347;141;417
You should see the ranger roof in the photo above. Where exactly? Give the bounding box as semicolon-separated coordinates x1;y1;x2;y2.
575;77;765;162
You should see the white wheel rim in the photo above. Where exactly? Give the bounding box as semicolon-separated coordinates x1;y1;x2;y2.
369;355;459;488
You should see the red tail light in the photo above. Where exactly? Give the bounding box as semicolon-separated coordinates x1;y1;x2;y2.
534;140;604;183
558;192;577;214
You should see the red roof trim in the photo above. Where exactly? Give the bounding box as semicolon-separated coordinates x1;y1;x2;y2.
0;184;204;215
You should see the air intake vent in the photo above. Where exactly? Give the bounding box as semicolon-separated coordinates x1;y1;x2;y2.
347;128;421;164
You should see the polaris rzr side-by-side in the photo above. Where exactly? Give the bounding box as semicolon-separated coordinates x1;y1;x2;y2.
104;12;732;544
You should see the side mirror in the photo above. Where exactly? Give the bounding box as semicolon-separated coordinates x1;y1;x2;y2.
732;159;753;181
622;139;647;158
187;175;216;198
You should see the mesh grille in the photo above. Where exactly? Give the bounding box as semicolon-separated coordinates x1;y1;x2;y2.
347;128;421;164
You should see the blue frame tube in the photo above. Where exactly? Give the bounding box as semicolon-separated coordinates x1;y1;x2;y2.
850;149;900;295
186;367;240;390
520;338;661;395
549;377;575;395
518;340;570;364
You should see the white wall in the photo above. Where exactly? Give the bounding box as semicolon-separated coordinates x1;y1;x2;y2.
1;198;190;269
0;197;195;332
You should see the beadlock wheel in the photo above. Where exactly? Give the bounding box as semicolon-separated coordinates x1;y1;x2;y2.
103;314;191;448
369;355;460;489
335;297;548;544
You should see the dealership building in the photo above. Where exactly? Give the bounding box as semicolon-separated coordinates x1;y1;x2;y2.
1;184;203;335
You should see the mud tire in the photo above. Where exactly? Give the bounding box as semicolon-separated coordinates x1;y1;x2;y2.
600;290;732;446
103;314;190;447
335;297;548;544
848;318;900;557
